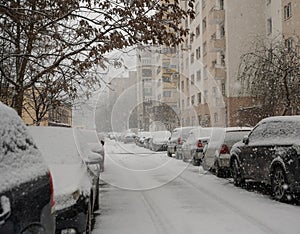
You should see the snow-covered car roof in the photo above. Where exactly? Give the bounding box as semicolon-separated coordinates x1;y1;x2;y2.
0;102;48;193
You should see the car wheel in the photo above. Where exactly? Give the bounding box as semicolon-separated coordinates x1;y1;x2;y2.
85;200;92;234
93;181;100;212
215;161;223;178
167;151;172;157
231;158;244;187
192;157;201;166
271;166;289;201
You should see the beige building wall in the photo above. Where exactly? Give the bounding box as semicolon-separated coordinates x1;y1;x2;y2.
225;0;266;126
282;0;300;40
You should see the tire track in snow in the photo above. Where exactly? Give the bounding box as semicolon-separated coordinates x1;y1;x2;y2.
109;150;178;234
140;191;178;234
178;174;281;234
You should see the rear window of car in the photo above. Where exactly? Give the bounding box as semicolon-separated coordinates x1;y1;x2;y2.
225;131;251;142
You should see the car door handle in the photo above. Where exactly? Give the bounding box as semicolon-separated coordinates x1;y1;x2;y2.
0;196;11;225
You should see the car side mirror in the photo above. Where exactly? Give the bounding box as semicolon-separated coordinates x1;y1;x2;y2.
242;136;249;145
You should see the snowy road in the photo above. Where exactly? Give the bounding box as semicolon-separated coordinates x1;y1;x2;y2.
93;140;300;234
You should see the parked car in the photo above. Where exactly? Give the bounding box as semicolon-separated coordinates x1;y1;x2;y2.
167;126;195;158
230;116;300;201
28;127;103;234
181;127;212;165
123;132;137;143
202;127;252;177
149;131;171;151
136;131;152;147
0;102;55;234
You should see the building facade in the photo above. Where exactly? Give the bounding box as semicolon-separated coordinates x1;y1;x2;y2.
178;0;299;128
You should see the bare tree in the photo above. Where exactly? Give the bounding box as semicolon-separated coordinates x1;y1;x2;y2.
0;0;195;116
238;37;300;117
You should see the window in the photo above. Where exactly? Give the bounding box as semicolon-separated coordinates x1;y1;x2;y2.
204;90;208;103
285;38;293;51
220;52;225;66
248;122;267;141
202;17;207;33
187;97;190;106
142;69;152;77
220;25;225;38
267;18;272;35
196;70;201;80
191;74;195;85
181;80;184;91
182;99;185;108
163;91;171;97
221;82;226;96
191;95;195;105
203;42;207;56
196;47;201;60
284;2;292;20
196;25;200;37
186;78;189;90
198;92;202;104
191;53;195;64
190;33;195;44
219;0;224;10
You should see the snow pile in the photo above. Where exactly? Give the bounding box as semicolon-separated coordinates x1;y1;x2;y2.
0;102;48;193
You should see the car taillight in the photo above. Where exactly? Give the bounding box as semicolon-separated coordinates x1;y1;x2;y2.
220;144;230;154
197;140;203;148
178;137;182;145
48;171;55;209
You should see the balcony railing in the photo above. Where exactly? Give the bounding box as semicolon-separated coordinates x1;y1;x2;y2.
208;8;225;25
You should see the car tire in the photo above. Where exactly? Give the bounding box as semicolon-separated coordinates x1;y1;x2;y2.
85;200;92;234
215;161;224;178
192;157;201;166
231;158;244;187
93;180;100;212
167;151;172;157
271;166;290;201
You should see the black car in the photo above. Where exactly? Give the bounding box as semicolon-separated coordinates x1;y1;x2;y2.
0;102;55;234
230;116;300;201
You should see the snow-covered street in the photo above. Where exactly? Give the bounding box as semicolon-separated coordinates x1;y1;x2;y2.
93;140;300;234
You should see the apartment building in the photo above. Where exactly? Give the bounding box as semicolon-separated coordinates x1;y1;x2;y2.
136;48;156;131
179;0;298;127
282;0;300;44
136;46;180;131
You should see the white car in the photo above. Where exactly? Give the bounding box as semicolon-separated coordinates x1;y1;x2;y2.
28;126;103;234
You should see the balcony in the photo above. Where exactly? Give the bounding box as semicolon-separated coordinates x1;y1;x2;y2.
211;67;226;80
209;38;225;52
208;8;225;25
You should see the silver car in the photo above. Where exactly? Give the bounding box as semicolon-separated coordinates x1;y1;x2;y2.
181;127;213;165
202;127;252;177
167;127;195;158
